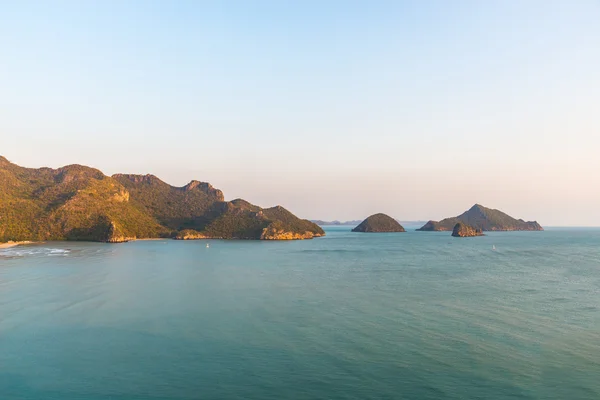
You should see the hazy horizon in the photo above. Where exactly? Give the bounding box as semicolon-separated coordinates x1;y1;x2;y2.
2;1;599;226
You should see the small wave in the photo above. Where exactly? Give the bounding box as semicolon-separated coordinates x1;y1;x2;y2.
49;249;70;255
0;247;71;258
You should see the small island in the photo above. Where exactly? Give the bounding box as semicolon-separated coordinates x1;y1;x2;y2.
352;214;406;233
451;223;484;237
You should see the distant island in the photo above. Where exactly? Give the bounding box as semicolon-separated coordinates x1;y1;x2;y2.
352;214;406;233
312;219;426;226
417;204;543;232
0;156;324;243
311;219;363;226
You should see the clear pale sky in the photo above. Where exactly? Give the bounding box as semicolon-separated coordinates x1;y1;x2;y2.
1;1;599;225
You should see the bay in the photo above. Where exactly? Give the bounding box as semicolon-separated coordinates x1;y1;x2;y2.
1;227;599;399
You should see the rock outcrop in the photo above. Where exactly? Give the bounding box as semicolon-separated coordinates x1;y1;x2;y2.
182;180;225;200
260;225;324;240
174;229;210;240
352;214;406;233
418;204;543;232
451;223;484;237
104;222;136;243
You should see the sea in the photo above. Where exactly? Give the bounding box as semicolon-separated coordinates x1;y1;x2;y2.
1;226;599;400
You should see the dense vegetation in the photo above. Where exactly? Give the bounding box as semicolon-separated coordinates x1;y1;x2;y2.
0;156;324;242
417;204;543;231
189;201;324;239
352;213;406;232
113;174;224;230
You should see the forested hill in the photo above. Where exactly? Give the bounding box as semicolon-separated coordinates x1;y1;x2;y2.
0;156;324;242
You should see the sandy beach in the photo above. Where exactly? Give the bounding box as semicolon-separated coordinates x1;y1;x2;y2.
0;241;33;249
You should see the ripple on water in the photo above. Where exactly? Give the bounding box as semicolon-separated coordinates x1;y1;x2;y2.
1;228;600;399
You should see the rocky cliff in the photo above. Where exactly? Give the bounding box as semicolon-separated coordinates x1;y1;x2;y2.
451;223;484;237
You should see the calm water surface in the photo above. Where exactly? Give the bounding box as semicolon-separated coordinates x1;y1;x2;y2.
1;227;599;399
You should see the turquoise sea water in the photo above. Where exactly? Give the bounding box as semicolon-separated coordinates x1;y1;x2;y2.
1;226;599;399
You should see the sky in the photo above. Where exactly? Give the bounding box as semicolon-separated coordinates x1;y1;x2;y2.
1;1;599;225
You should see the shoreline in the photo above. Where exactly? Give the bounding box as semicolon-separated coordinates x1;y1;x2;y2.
131;238;171;241
0;241;34;249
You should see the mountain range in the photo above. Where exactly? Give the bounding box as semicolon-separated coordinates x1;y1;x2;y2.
310;220;363;226
0;156;324;242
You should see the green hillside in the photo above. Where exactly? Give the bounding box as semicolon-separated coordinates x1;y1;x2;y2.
113;174;224;231
0;156;324;242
